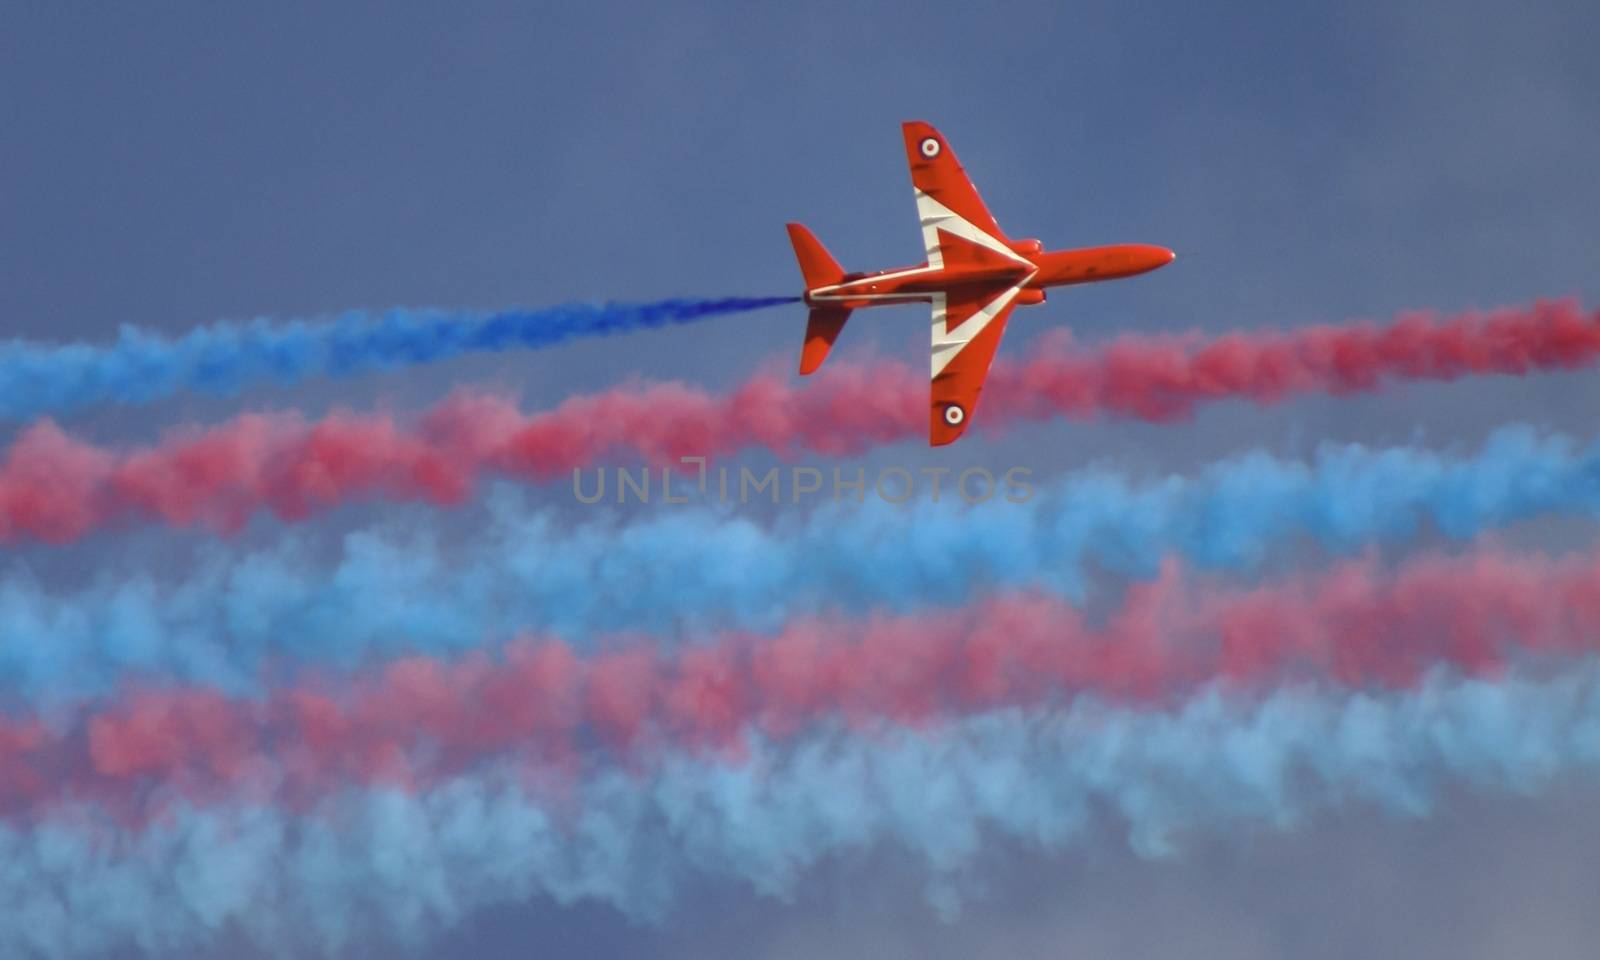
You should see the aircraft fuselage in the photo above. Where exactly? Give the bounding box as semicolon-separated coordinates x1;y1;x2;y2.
803;243;1174;310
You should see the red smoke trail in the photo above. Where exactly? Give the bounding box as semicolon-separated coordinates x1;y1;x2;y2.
988;297;1600;422
0;543;1596;821
0;298;1592;544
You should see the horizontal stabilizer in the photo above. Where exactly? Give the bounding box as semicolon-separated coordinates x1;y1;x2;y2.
800;307;851;375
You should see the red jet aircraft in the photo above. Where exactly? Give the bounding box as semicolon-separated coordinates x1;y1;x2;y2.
787;121;1175;445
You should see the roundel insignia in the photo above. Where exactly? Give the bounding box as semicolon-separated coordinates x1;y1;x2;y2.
919;137;941;158
943;404;965;426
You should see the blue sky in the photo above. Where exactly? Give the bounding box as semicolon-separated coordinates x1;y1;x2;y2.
3;2;1600;957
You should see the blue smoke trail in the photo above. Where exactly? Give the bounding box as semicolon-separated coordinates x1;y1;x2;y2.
0;297;798;421
1;426;1596;705
2;663;1598;958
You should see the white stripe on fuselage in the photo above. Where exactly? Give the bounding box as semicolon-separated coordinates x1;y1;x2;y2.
808;293;927;304
807;265;940;302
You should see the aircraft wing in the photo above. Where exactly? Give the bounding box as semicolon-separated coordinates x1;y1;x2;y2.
903;120;1009;266
904;121;1035;443
929;281;1025;445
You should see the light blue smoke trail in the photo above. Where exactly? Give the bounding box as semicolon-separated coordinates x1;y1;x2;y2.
1;425;1595;706
0;297;797;421
3;663;1599;958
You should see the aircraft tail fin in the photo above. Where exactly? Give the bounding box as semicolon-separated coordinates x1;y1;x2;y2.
800;306;852;375
786;223;846;289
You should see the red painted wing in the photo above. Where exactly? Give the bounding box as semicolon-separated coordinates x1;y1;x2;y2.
930;282;1023;445
902;121;1007;245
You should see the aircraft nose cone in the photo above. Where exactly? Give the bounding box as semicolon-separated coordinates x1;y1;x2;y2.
1118;244;1175;276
